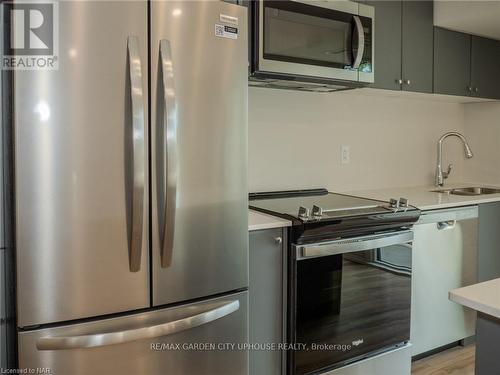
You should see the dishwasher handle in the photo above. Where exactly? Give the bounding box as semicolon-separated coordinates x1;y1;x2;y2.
437;220;456;230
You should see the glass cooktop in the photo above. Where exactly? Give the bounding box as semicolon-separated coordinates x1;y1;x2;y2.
249;189;393;221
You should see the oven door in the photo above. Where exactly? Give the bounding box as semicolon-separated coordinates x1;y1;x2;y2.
255;0;374;83
291;230;413;374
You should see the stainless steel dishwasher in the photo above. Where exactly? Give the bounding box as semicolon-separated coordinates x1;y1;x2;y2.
411;206;478;356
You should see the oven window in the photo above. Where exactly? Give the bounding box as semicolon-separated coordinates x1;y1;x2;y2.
263;2;355;69
294;244;411;374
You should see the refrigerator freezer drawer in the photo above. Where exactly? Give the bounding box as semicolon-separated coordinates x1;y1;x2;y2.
18;291;248;375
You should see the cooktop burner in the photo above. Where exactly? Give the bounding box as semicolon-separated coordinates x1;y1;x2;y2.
249;189;421;243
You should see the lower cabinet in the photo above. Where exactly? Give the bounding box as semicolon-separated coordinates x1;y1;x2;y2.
478;202;500;282
475;312;500;375
411;207;478;356
249;228;286;375
0;249;5;369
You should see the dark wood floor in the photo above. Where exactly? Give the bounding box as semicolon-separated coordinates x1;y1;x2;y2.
412;345;475;375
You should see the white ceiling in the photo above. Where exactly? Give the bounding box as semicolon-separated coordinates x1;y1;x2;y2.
434;0;500;41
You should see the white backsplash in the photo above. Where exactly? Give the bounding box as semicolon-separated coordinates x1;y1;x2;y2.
463;102;500;186
248;88;467;193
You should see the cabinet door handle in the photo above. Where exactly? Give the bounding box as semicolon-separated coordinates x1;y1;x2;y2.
467;86;472;92
474;87;479;93
396;79;403;85
403;79;411;85
274;237;282;244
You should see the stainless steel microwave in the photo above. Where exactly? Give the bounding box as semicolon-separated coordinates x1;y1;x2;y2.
248;0;374;92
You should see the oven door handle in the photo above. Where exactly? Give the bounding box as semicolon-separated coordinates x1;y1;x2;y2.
295;230;413;260
352;15;365;69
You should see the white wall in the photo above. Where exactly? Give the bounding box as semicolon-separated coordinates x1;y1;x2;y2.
434;1;500;41
463;102;500;184
248;88;467;192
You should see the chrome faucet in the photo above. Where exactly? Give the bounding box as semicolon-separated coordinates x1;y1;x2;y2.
435;132;473;187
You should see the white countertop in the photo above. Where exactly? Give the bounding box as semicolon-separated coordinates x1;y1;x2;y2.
344;182;500;210
248;182;500;230
248;210;291;231
450;278;500;319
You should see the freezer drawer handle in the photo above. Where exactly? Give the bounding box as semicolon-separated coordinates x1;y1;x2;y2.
127;36;146;272
36;300;239;350
158;39;178;268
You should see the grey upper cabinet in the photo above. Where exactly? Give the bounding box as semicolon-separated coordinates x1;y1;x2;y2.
434;27;471;97
471;36;500;100
401;1;434;93
434;28;500;99
368;1;433;93
367;1;402;90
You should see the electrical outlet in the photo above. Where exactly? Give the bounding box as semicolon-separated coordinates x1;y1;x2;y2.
341;145;350;164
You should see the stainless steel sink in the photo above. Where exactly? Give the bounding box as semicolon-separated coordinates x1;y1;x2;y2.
431;187;500;196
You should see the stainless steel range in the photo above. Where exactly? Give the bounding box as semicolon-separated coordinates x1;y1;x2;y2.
250;189;421;375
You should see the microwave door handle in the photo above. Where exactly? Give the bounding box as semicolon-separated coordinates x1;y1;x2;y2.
352;15;365;69
159;39;178;268
127;36;146;272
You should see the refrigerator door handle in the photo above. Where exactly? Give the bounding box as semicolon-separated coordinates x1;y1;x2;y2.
159;39;178;268
127;36;146;272
36;300;239;350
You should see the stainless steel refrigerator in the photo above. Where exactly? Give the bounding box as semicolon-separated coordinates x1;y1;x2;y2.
12;1;248;373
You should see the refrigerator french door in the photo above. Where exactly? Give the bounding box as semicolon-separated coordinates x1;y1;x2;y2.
13;1;248;374
15;0;150;329
151;0;248;306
